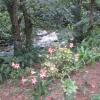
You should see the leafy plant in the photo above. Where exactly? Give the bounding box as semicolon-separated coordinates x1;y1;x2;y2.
0;61;24;83
44;47;80;78
61;79;77;100
20;68;51;100
33;79;51;100
91;93;100;100
62;79;78;95
11;47;42;68
10;68;24;79
81;27;100;49
77;46;100;65
0;64;11;83
0;11;11;39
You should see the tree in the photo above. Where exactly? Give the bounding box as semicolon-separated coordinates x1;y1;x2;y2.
0;0;99;57
20;0;33;52
0;0;33;55
89;0;95;30
1;0;22;56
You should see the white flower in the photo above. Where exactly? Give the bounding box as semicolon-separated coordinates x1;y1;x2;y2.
75;53;80;62
31;70;36;75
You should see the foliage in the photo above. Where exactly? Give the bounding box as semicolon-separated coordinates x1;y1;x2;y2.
44;47;73;78
10;68;24;80
33;79;51;100
91;93;100;100
61;79;77;100
0;0;100;41
43;46;82;80
77;27;100;64
0;61;25;83
11;47;42;68
0;64;11;83
0;11;11;39
77;46;100;65
0;0;100;99
81;27;100;50
19;68;50;100
62;79;77;95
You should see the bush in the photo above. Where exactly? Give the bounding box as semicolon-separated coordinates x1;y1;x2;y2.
0;11;11;39
91;93;100;100
0;62;25;83
10;68;24;80
11;47;43;68
0;64;11;83
77;46;100;65
81;27;100;52
61;79;77;95
43;47;80;78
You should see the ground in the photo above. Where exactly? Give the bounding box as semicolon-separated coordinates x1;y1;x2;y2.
0;62;100;100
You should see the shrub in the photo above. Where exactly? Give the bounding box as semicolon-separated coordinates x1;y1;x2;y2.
0;62;24;83
0;64;11;83
81;27;100;52
11;47;43;68
91;93;100;100
77;45;100;66
43;47;80;78
62;79;77;99
20;68;51;100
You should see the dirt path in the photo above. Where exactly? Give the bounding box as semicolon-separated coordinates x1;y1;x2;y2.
0;62;100;100
72;62;100;100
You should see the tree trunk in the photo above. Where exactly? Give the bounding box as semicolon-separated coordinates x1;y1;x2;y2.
6;0;22;56
89;0;95;30
20;0;33;52
24;13;32;52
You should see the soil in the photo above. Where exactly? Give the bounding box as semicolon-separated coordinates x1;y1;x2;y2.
0;62;100;100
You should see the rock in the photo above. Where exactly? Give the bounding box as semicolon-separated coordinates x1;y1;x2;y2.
33;30;59;47
0;46;14;57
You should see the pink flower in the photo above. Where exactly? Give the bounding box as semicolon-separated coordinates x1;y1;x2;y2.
40;69;47;79
21;77;27;85
48;48;54;55
11;62;15;67
69;43;74;48
46;96;53;100
14;64;20;69
11;62;20;69
31;77;37;85
40;96;43;100
90;82;96;89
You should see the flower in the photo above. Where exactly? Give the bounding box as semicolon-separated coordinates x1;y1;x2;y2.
48;47;54;55
40;96;43;100
31;77;37;85
91;84;95;88
49;66;58;74
11;62;20;69
74;53;80;62
46;96;53;100
40;69;47;79
31;70;36;75
14;64;20;69
70;37;74;41
50;66;55;71
69;43;74;48
21;77;27;85
11;62;15;67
